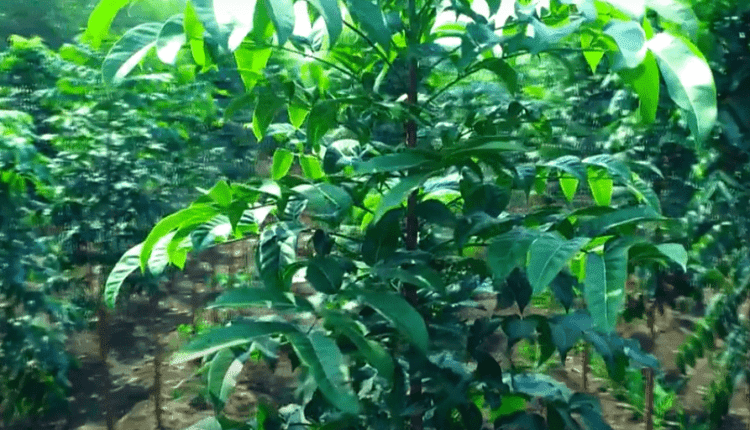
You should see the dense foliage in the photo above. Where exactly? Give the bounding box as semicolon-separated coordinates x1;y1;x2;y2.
3;0;750;429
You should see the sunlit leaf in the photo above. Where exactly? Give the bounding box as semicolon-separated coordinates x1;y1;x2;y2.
647;32;717;143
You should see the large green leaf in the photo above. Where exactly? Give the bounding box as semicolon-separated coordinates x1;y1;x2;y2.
234;45;273;92
655;243;688;271
584;239;635;332
306;0;343;47
306;256;345;293
271;148;294;179
171;320;297;364
207;348;236;407
263;0;296;45
190;0;254;51
586;167;613;206
603;20;647;70
545;155;586;182
361;209;401;265
257;223;299;291
83;0;133;49
184;1;207;66
307;100;338;147
346;0;391;49
324;311;395;383
474;58;518;94
156;15;187;64
287;331;361;414
207;287;295;309
527;234;590;294
487;228;539;281
292;183;353;224
373;174;429;224
140;204;218;270
104;243;143;309
619;51;660;124
647;32;717;143
359;291;429;354
645;0;698;39
603;0;645;20
102;22;161;85
354;152;434;175
578;205;662;236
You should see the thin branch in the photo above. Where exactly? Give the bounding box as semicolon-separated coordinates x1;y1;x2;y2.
343;21;393;67
253;43;359;80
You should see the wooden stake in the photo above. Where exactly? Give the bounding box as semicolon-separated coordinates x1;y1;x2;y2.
582;343;589;392
642;367;654;430
153;337;164;430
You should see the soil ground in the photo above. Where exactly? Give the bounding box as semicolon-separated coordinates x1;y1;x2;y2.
4;240;750;430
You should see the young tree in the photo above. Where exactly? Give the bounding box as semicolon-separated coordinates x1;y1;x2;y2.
91;0;716;429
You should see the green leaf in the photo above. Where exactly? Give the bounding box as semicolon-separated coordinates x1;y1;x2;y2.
655;243;688;271
578;205;662;236
324;311;395;382
475;58;518;94
293;183;353;224
307;101;338;147
263;0;295;45
584;239;635;332
83;0;132;49
141;204;218;270
550;271;577;312
102;22;161;85
504;373;573;403
253;89;285;140
373;174;429;224
359;291;429;354
645;0;699;39
487;228;538;281
580;31;605;74
361;209;401;265
104;243;143;309
171;321;297;364
603;20;647;70
559;175;579;202
372;265;446;294
183;1;207;66
603;0;645;20
306;256;345;293
207;287;295;309
288;102;309;129
587;167;613;206
306;0;343;47
235;45;272;92
647;32;717;143
299;154;325;179
619;51;660;124
505;268;533;314
191;0;254;51
546;155;587;182
156;14;186;65
257;223;299;291
354;152;434;175
207;349;236;407
346;0;391;49
527;234;590;294
272;149;295;180
583;154;631;181
287;331;361;414
148;232;174;276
